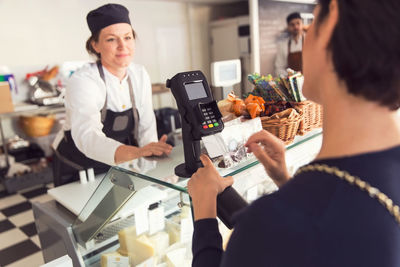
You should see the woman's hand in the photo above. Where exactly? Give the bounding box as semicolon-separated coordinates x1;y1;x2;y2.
138;134;172;157
114;135;172;164
187;155;234;221
245;130;290;187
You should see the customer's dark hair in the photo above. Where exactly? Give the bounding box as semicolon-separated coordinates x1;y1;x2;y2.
317;0;400;110
85;29;137;60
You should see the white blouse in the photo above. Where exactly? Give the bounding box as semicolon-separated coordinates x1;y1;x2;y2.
53;62;157;166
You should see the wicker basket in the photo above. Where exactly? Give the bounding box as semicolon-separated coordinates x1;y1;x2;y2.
291;100;323;135
260;108;301;144
19;115;55;137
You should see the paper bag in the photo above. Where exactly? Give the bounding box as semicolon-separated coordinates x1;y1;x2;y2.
0;82;14;114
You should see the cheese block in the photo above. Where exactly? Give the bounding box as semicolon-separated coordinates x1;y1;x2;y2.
127;235;156;266
117;226;137;256
165;248;191;267
180;206;192;219
165;221;180;245
118;226;156;265
100;251;129;267
148;231;170;256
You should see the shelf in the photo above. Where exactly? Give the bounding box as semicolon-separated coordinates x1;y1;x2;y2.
0;103;65;119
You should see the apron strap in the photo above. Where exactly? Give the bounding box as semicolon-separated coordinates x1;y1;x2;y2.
96;61;108;123
127;76;140;145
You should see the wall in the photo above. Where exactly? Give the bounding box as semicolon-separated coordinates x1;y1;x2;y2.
0;0;205;140
258;0;314;75
0;0;247;141
0;0;198;83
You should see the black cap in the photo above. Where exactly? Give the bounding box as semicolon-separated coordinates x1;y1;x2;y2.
286;12;302;24
86;3;131;35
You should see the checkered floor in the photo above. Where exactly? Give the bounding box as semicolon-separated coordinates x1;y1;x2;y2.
0;183;54;267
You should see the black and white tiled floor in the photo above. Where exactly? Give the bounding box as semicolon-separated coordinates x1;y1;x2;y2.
0;184;54;267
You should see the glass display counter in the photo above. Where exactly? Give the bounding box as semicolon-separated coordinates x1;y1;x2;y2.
33;129;322;267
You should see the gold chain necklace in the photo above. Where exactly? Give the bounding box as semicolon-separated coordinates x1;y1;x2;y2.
295;164;400;226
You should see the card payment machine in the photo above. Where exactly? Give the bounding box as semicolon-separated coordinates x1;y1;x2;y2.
166;70;247;229
166;71;223;177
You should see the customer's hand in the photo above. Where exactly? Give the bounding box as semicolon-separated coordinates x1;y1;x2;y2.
139;134;172;157
188;155;234;221
245;130;290;187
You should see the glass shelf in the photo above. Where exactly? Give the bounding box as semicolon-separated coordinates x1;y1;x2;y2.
0;103;65;118
115;128;322;192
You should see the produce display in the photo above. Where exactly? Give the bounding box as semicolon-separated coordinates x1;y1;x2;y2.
217;69;314;144
246;69;305;103
218;69;305;120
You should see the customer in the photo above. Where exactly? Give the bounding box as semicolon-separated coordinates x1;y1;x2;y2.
52;3;172;185
189;0;400;266
274;12;306;76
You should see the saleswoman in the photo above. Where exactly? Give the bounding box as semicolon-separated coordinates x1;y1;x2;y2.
52;3;172;185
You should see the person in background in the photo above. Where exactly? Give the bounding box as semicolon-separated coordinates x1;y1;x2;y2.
189;0;400;266
52;3;172;186
274;12;306;76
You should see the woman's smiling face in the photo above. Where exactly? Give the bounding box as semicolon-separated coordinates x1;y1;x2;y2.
92;23;135;72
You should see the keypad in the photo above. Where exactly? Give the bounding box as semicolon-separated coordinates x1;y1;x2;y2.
199;103;221;131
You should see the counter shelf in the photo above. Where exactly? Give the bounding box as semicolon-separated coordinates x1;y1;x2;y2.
35;129;322;266
0;104;66;193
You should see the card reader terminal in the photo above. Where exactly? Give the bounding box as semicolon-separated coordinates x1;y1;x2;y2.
166;70;247;229
166;71;224;176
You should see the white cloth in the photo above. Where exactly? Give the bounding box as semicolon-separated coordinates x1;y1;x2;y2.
274;36;303;77
52;62;158;167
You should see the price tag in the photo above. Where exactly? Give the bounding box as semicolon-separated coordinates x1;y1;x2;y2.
148;206;165;235
134;206;149;236
180;217;194;243
106;254;129;267
246;185;258;202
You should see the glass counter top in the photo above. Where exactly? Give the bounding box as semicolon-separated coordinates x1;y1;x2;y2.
113;128;322;193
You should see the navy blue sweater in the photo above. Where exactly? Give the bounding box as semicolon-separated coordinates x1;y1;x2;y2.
192;146;400;267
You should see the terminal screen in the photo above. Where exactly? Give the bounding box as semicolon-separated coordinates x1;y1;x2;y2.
184;82;208;100
218;64;238;82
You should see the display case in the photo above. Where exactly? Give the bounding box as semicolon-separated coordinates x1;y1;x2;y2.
33;130;322;267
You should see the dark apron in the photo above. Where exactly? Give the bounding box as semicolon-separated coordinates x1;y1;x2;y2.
53;62;139;185
287;35;304;72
